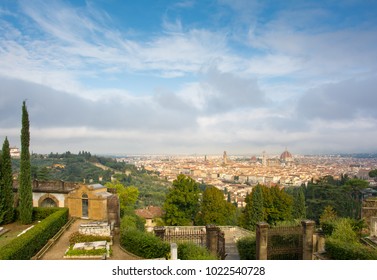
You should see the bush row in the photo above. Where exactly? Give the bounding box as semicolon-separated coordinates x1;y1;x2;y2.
325;237;377;260
120;228;170;259
236;235;256;260
178;242;217;260
0;208;69;260
68;232;112;245
65;245;107;257
32;207;61;221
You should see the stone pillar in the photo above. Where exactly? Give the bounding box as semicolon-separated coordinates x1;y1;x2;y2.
170;243;178;260
206;225;219;256
154;226;166;240
256;222;269;260
301;220;315;260
371;217;377;237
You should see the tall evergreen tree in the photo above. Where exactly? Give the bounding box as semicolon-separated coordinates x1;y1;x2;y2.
292;187;306;219
19;101;33;224
242;184;264;230
0;137;14;224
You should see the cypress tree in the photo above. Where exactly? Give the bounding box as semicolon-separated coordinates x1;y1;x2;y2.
242;184;264;230
19;101;33;224
0;137;14;224
293;187;306;219
250;184;264;229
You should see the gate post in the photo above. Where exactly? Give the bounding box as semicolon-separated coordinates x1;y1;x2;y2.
256;222;269;260
301;220;315;260
206;225;219;256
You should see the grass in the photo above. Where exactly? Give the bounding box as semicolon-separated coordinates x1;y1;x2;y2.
0;221;38;248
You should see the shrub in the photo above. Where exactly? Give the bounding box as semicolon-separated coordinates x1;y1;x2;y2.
326;237;377;260
65;245;107;257
120;228;169;259
32;207;61;221
236;235;256;260
68;232;111;245
0;208;68;260
331;218;358;243
178;242;217;260
321;221;335;236
120;214;145;232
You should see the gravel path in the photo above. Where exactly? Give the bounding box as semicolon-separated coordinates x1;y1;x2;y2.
40;219;140;260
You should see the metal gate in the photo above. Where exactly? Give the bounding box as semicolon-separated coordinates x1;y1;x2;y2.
267;226;303;260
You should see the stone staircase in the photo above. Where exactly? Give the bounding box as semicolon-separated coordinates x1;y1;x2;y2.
219;226;254;260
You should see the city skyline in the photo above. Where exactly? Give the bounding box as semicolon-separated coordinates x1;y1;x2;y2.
1;1;377;155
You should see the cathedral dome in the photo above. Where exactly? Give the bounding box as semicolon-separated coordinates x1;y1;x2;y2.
280;149;293;161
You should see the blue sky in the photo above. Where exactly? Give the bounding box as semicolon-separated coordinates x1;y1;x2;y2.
0;0;377;155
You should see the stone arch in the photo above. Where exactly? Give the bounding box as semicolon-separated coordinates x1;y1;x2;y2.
38;193;59;208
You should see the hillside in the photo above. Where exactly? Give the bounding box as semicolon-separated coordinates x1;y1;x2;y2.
11;151;169;207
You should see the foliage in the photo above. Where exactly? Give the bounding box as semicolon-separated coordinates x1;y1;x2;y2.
246;185;264;230
195;186;236;226
105;181;139;217
292;187;306;219
319;206;337;236
0;137;14;224
325;237;377;260
324;217;376;260
114;171;169;208
120;228;170;259
304;178;364;222
65;245;107;256
0;208;68;260
236;235;256;260
242;185;293;230
32;207;61;221
369;169;377;179
19;101;33;224
163;174;200;226
120;213;145;232
68;232;112;245
330;218;358;243
177;242;217;260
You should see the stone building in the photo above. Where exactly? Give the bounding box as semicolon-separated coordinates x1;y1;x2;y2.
13;180;120;226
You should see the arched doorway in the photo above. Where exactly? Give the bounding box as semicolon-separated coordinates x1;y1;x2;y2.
40;197;58;207
82;193;89;218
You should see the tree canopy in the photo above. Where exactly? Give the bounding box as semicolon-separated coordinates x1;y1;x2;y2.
105;181;139;216
163;174;200;226
195;186;236;226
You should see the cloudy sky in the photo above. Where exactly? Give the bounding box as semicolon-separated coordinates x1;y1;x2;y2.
0;0;377;156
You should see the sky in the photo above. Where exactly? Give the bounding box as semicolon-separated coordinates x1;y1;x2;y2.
0;0;377;156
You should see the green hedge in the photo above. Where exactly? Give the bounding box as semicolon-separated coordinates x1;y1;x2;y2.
68;232;112;245
120;229;170;259
178;242;217;260
325;237;377;260
0;208;69;260
32;207;61;221
65;245;107;257
236;235;256;260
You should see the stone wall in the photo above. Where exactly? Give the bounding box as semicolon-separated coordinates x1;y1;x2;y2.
13;179;80;193
79;222;111;236
362;198;377;235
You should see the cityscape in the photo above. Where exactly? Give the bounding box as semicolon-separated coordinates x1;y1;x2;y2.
1;1;377;279
119;150;377;206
